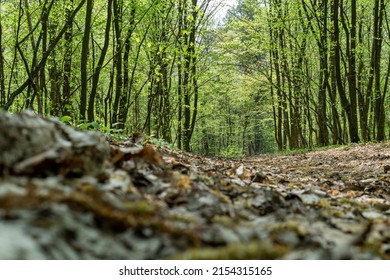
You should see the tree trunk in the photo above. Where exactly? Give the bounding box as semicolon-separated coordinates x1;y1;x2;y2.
347;0;359;143
118;1;136;129
0;12;5;107
182;0;199;152
332;0;359;143
79;0;93;121
317;0;329;146
177;0;185;150
268;4;283;150
111;0;123;128
62;0;73;117
88;0;112;122
374;0;385;141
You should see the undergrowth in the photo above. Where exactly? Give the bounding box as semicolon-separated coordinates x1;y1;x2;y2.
60;116;174;147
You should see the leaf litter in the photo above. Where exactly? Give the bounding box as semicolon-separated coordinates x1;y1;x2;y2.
0;111;390;259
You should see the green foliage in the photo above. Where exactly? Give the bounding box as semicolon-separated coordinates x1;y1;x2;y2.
5;0;389;155
77;121;100;130
146;136;173;148
1;0;277;156
220;145;244;158
72;120;127;141
60;115;73;125
190;3;276;157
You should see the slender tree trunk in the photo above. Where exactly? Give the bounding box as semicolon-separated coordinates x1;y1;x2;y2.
374;0;385;141
182;0;197;151
0;11;5;107
177;0;185;150
271;29;283;149
348;0;359;143
278;22;290;148
62;0;74;117
111;0;123;128
88;0;112;122
48;15;60;116
23;0;39;111
79;0;93;121
189;44;198;143
118;1;136;129
333;0;359;143
357;20;369;141
182;0;200;151
317;0;329;146
39;1;51;115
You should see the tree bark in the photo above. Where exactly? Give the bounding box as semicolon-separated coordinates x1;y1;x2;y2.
111;0;123;128
0;11;5;107
374;0;385;141
317;0;329;146
332;0;359;143
79;0;93;121
88;0;112;122
118;0;136;129
62;0;74;117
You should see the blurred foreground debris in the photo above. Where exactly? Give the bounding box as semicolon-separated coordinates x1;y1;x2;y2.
0;111;390;259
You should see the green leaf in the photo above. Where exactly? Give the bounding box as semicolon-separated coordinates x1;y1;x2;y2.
60;116;72;124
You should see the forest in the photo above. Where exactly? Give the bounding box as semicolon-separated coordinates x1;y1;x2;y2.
1;0;390;261
1;0;389;156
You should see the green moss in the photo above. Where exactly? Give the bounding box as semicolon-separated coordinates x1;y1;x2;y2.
339;197;364;208
212;215;235;226
267;220;308;237
318;198;331;209
330;209;345;218
123;200;158;216
173;240;288;260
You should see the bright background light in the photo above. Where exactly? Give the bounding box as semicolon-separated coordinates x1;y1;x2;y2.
214;0;237;22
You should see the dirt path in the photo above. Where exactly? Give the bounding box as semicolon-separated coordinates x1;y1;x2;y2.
153;143;390;259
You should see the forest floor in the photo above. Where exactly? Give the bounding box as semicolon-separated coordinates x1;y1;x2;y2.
0;111;390;259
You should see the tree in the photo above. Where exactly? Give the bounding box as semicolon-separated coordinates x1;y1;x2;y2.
79;0;93;121
62;0;74;117
0;6;5;107
88;0;112;122
2;0;390;156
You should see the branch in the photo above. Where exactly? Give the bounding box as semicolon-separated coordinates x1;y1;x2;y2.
4;0;87;110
